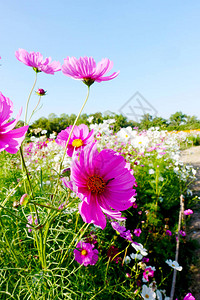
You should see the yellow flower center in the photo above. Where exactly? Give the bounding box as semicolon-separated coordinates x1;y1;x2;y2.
145;295;149;299
72;139;83;148
81;249;87;256
87;175;106;194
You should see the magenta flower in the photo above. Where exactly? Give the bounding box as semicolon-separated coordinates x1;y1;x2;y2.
142;257;149;263
62;143;136;229
0;92;28;154
132;202;138;209
166;230;172;236
179;230;186;237
74;241;98;266
15;48;61;74
26;214;38;233
62;56;119;86
184;209;193;216
111;221;126;233
56;124;94;157
143;267;154;282
183;293;196;300
111;222;133;242
134;228;142;237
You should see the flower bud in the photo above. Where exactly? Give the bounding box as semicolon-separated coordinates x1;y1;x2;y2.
20;193;28;205
36;88;46;96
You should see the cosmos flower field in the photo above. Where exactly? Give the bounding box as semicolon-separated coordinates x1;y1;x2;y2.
0;51;198;299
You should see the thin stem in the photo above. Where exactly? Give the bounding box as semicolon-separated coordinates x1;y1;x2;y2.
0;218;19;264
19;146;34;197
170;195;184;300
27;95;42;124
53;86;90;200
24;72;38;125
60;86;90;171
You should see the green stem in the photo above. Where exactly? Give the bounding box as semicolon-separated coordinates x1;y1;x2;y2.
61;86;90;169
59;222;90;265
0;204;31;225
19;146;34;197
27;95;41;124
0;218;19;264
53;86;90;201
24;72;38;125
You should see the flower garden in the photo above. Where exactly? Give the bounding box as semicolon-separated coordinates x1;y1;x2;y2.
0;50;198;299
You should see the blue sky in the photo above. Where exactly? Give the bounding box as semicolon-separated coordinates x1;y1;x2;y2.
1;0;200;123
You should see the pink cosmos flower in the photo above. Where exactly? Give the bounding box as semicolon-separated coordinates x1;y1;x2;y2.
15;48;61;74
111;221;126;233
183;293;196;300
0;92;28;154
26;214;38;233
62;56;119;86
166;230;172;236
143;267;154;282
132;202;138;209
142;257;149;263
62;143;136;229
111;222;133;242
56;124;94;157
73;241;98;266
184;209;193;216
179;230;186;237
134;228;142;237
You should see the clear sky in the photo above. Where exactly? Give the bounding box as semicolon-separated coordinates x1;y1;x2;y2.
1;0;200;123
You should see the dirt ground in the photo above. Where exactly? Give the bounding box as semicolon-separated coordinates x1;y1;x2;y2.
180;146;200;299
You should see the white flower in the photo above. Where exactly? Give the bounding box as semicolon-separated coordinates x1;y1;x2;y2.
165;259;182;271
149;169;155;175
50;133;56;139
142;276;148;283
130;253;143;260
141;285;156;299
156;290;162;300
41;130;47;135
30;136;37;141
192;168;197;176
147;265;156;271
124;256;131;264
87;116;94;123
131;243;148;256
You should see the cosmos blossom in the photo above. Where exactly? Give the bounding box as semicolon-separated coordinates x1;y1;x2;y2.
134;228;142;237
62;56;119;86
56;124;94;157
0;92;28;154
143;267;154;282
73;241;98;266
26;214;38;233
111;222;133;242
184;209;193;215
15;48;61;74
165;259;182;271
62;143;136;229
183;293;196;300
141;285;156;299
165;230;172;236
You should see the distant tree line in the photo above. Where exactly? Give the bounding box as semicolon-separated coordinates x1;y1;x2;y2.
16;111;200;136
